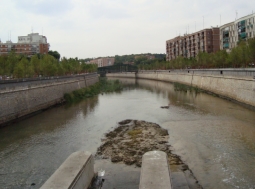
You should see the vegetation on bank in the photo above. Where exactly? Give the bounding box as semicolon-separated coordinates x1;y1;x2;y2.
114;53;166;65
64;78;123;102
136;38;255;70
0;52;97;79
174;82;202;93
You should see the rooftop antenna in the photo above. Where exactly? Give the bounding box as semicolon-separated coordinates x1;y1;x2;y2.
235;10;238;20
195;21;196;31
203;16;204;29
220;14;221;26
31;26;33;34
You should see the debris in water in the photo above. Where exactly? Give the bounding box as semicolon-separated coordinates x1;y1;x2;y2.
98;169;105;176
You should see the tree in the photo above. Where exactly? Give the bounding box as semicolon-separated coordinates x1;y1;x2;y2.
48;50;61;60
247;38;255;63
229;46;242;67
30;55;41;76
13;57;34;78
13;61;25;78
6;51;21;77
41;54;58;76
0;55;8;76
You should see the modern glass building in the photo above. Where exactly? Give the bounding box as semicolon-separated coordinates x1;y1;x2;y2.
220;13;255;52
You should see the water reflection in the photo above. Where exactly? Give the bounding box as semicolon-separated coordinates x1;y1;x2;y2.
0;96;99;189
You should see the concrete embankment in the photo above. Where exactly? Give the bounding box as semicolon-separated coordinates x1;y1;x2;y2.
106;69;255;108
0;73;99;126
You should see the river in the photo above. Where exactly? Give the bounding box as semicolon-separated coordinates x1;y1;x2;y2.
0;78;255;189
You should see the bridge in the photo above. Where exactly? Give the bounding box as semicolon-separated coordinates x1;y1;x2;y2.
97;64;138;77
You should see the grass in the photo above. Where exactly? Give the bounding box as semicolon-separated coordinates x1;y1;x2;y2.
174;82;202;93
128;129;142;138
64;78;123;103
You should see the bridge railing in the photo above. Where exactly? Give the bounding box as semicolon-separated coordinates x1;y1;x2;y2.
0;73;97;84
138;68;255;78
0;73;98;91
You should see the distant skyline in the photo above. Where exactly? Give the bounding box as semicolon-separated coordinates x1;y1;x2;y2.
1;0;255;59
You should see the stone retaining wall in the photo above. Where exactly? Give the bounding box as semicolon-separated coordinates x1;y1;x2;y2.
0;73;99;126
106;71;255;108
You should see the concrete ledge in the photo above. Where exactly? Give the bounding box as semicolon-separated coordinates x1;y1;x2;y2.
40;151;94;189
139;151;172;189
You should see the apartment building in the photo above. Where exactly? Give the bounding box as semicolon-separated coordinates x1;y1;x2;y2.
0;33;49;56
89;57;115;67
220;13;255;52
166;28;220;61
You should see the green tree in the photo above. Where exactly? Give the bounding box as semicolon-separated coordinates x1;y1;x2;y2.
30;55;41;76
6;51;21;77
41;54;57;76
13;57;34;78
247;38;255;63
0;55;8;76
229;46;242;67
48;50;61;60
13;61;25;78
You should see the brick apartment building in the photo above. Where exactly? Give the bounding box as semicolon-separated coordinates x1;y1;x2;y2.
0;33;49;56
89;57;115;67
220;13;255;52
166;28;220;61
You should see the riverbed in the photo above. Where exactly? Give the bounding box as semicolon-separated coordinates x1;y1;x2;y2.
0;78;255;189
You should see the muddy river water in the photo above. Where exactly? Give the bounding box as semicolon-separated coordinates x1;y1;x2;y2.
0;78;255;189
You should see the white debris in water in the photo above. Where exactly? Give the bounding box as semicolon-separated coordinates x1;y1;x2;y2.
98;169;105;176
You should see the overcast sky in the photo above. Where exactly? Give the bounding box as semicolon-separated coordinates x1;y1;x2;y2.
1;0;255;59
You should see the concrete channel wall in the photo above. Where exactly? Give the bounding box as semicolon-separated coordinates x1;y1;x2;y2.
0;73;99;126
40;151;94;189
106;69;255;108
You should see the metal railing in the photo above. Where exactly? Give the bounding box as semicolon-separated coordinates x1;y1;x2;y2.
138;68;255;78
0;73;98;91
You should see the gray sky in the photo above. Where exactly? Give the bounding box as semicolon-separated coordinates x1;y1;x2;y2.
1;0;255;59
